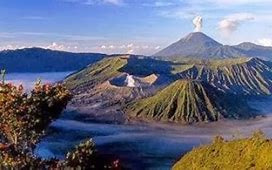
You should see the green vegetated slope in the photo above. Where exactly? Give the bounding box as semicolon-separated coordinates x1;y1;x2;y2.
173;57;272;95
64;55;176;92
173;132;272;170
124;79;254;123
64;56;128;92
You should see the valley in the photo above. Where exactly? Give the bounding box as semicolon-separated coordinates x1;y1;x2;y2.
2;1;272;169
4;32;272;169
7;71;272;169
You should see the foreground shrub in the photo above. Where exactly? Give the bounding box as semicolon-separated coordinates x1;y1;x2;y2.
65;139;120;169
0;80;71;168
172;131;272;170
0;79;120;169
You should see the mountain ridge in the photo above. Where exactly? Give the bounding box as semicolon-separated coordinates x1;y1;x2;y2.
0;47;106;72
173;57;272;95
154;32;272;60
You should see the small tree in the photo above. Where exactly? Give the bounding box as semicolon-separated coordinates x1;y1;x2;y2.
65;139;96;168
0;81;71;168
0;81;121;169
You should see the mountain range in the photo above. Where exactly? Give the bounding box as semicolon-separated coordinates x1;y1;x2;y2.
63;55;272;124
154;32;272;60
1;32;272;73
0;47;106;72
173;57;272;95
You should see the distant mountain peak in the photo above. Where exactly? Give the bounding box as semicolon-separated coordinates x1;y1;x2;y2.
154;32;224;59
183;32;221;45
154;32;272;60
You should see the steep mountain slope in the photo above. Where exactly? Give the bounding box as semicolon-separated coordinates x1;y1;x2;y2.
235;42;272;60
124;80;253;124
174;57;272;95
154;32;244;59
64;56;128;92
64;55;176;105
173;132;272;170
0;47;106;72
154;32;272;60
64;55;175;91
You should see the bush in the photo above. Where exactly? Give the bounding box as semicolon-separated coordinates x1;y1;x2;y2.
0;80;71;168
0;80;120;169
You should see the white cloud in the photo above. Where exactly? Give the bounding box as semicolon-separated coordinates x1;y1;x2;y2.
218;13;255;36
143;1;175;7
97;43;161;55
159;8;196;19
61;0;124;6
258;38;272;47
46;42;66;50
103;0;123;5
186;0;272;7
210;0;272;5
127;49;134;54
154;1;174;7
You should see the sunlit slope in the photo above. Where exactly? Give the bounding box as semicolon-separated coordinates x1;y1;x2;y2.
64;55;175;92
124;80;253;123
173;132;272;170
174;57;272;95
64;56;128;92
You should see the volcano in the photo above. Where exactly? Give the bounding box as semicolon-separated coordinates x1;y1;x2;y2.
124;80;254;124
154;32;272;60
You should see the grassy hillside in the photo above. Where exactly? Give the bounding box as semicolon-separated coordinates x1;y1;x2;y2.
64;55;176;91
173;57;272;95
64;56;128;92
173;131;272;170
124;80;254;123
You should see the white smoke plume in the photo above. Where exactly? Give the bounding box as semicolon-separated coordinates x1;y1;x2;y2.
125;74;136;87
193;16;203;32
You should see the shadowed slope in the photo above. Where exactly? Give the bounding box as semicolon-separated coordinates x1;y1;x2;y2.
124;80;254;124
0;47;106;72
174;58;272;95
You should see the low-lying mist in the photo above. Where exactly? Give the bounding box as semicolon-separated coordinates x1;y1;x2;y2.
7;72;272;169
36;97;272;169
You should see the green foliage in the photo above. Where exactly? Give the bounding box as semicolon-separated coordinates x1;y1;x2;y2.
0;81;72;168
0;81;121;169
65;139;96;168
65;139;120;169
172;131;272;170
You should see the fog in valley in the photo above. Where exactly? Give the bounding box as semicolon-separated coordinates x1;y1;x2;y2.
7;72;272;169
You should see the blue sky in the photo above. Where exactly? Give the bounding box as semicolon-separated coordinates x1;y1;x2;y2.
0;0;272;55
